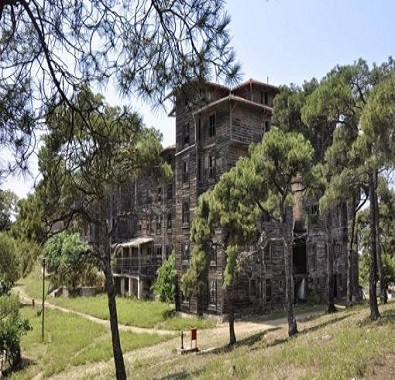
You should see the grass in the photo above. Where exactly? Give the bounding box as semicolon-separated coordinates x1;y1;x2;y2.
9;306;171;379
124;301;395;380
18;263;216;331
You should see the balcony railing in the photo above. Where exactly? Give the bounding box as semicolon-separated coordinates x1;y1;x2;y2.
113;257;159;277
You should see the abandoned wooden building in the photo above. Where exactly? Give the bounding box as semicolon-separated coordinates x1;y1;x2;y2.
85;78;359;314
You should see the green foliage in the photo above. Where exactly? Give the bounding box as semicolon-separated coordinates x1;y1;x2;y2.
0;190;17;231
0;294;32;369
223;245;239;288
11;193;47;245
0;232;20;285
14;238;42;278
43;231;97;294
152;251;177;303
361;70;395;165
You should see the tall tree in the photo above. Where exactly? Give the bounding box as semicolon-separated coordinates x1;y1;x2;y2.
0;0;240;176
38;87;168;379
301;59;395;317
361;70;395;306
11;193;47;245
184;128;314;340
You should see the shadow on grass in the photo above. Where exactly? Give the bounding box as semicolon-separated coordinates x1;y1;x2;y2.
357;306;395;327
162;309;177;320
2;357;37;378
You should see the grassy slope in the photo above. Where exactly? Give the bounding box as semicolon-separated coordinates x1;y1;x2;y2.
126;302;395;380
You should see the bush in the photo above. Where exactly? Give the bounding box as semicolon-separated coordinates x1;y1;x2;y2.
151;252;176;303
0;294;31;370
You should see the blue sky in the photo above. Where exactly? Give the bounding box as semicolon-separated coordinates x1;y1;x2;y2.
2;0;395;198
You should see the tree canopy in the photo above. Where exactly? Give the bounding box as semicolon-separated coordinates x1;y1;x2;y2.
0;0;240;175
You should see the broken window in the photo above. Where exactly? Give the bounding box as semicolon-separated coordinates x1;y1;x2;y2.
209;279;217;307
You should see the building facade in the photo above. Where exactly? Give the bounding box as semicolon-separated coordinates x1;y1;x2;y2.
85;78;359;314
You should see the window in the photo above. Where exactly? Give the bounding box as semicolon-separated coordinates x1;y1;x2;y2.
146;189;152;204
264;244;272;264
197;118;202;141
310;203;319;216
203;154;216;180
182;159;189;183
156;216;162;231
209;113;216;137
182;201;190;226
183;122;190;145
167;184;173;199
209;280;218;307
208;155;216;179
261;91;269;105
265;279;272;303
181;291;189;305
182;243;190;262
210;244;217;266
157;187;162;203
167;213;172;229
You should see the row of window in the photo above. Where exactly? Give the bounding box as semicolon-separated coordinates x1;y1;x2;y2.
143;184;173;204
182;277;273;309
182;113;217;147
139;213;173;233
181;243;217;265
181;152;217;185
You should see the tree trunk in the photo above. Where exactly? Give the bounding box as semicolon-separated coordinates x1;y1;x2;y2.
282;219;298;336
373;169;387;304
228;296;237;346
346;197;357;307
325;211;336;313
103;245;127;380
368;171;380;320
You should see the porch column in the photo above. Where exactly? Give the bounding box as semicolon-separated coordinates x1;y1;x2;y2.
120;277;125;296
128;278;133;297
137;277;143;299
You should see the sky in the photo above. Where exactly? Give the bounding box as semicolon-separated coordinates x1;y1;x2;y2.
2;0;395;199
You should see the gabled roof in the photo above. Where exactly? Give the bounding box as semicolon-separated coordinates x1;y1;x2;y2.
232;78;279;93
193;94;272;116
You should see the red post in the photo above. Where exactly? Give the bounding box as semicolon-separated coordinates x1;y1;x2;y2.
191;328;197;349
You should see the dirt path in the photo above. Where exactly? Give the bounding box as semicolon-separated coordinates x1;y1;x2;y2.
14;286;323;379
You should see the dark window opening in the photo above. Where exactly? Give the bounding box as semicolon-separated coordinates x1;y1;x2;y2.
157;187;162;203
209;113;216;137
182;201;190;226
182;243;190;262
183;122;190;145
167;213;172;229
210;244;217;266
167;183;173;199
209;279;217;307
265;279;272;303
182;160;189;183
293;237;307;275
